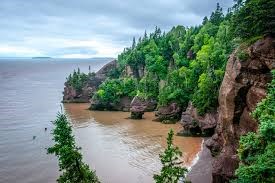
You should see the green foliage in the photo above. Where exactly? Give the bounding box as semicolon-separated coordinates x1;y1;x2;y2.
154;129;188;183
67;68;89;92
106;67;121;79
137;74;159;99
93;77;138;105
97;0;265;116
237;49;249;61
192;70;224;115
233;71;275;183
231;0;275;39
48;113;100;183
158;68;191;108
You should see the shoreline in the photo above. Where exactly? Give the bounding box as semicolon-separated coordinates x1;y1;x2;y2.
187;138;213;183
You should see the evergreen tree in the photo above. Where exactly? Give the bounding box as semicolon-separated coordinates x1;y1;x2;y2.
209;3;224;25
154;129;187;183
231;0;275;39
48;113;100;183
132;37;136;49
202;16;208;25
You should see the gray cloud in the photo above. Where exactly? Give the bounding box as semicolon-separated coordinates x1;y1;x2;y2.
0;0;234;57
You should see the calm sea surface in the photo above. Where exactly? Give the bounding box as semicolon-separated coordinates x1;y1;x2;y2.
0;58;202;183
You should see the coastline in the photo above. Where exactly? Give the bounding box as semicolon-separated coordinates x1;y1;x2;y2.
187;138;213;183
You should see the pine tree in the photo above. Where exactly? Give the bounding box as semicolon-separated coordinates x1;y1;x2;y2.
143;30;148;41
231;0;275;39
154;129;188;183
132;37;136;49
48;113;100;183
202;16;208;25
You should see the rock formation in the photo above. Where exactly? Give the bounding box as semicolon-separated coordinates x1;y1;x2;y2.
63;60;117;103
179;102;217;136
206;36;275;182
130;96;157;119
155;103;182;123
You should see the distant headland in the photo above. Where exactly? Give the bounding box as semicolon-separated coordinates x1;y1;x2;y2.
32;57;52;59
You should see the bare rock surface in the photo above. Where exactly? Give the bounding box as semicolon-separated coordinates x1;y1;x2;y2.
129;96;157;119
206;36;275;182
179;103;217;137
155;103;182;122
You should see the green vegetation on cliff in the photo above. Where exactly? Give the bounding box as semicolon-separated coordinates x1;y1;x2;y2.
48;113;100;183
115;3;233;114
67;68;89;92
93;77;138;104
233;71;275;183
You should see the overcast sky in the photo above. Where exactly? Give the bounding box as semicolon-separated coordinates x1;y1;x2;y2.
0;0;233;58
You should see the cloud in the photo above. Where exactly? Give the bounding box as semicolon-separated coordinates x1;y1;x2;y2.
0;0;234;58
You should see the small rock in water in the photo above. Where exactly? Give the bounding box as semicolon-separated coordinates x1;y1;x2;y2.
32;136;36;140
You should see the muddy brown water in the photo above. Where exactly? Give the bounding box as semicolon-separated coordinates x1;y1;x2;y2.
0;59;203;183
64;103;202;182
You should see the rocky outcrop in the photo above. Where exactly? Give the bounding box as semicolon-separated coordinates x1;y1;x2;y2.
179;103;217;137
129;96;157;119
63;60;117;103
206;36;275;182
62;83;97;103
96;60;117;79
130;106;145;119
155;103;182;123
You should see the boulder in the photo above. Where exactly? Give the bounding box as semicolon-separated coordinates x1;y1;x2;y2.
179;102;217;137
207;36;275;182
129;96;157;119
155;103;182;123
130;106;145;119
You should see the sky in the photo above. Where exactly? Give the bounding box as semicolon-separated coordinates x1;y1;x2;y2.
0;0;234;58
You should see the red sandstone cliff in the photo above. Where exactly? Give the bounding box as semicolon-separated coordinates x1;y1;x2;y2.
205;36;275;182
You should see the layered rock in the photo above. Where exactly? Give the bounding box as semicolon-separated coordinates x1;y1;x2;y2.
63;60;117;103
206;36;275;182
155;103;182;123
179;103;217;137
130;96;157;119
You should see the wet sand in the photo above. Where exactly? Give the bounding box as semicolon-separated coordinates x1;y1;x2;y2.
187;139;213;183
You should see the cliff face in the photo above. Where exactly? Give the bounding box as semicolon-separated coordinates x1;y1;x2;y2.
180;102;217;137
205;36;275;182
62;60;117;103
